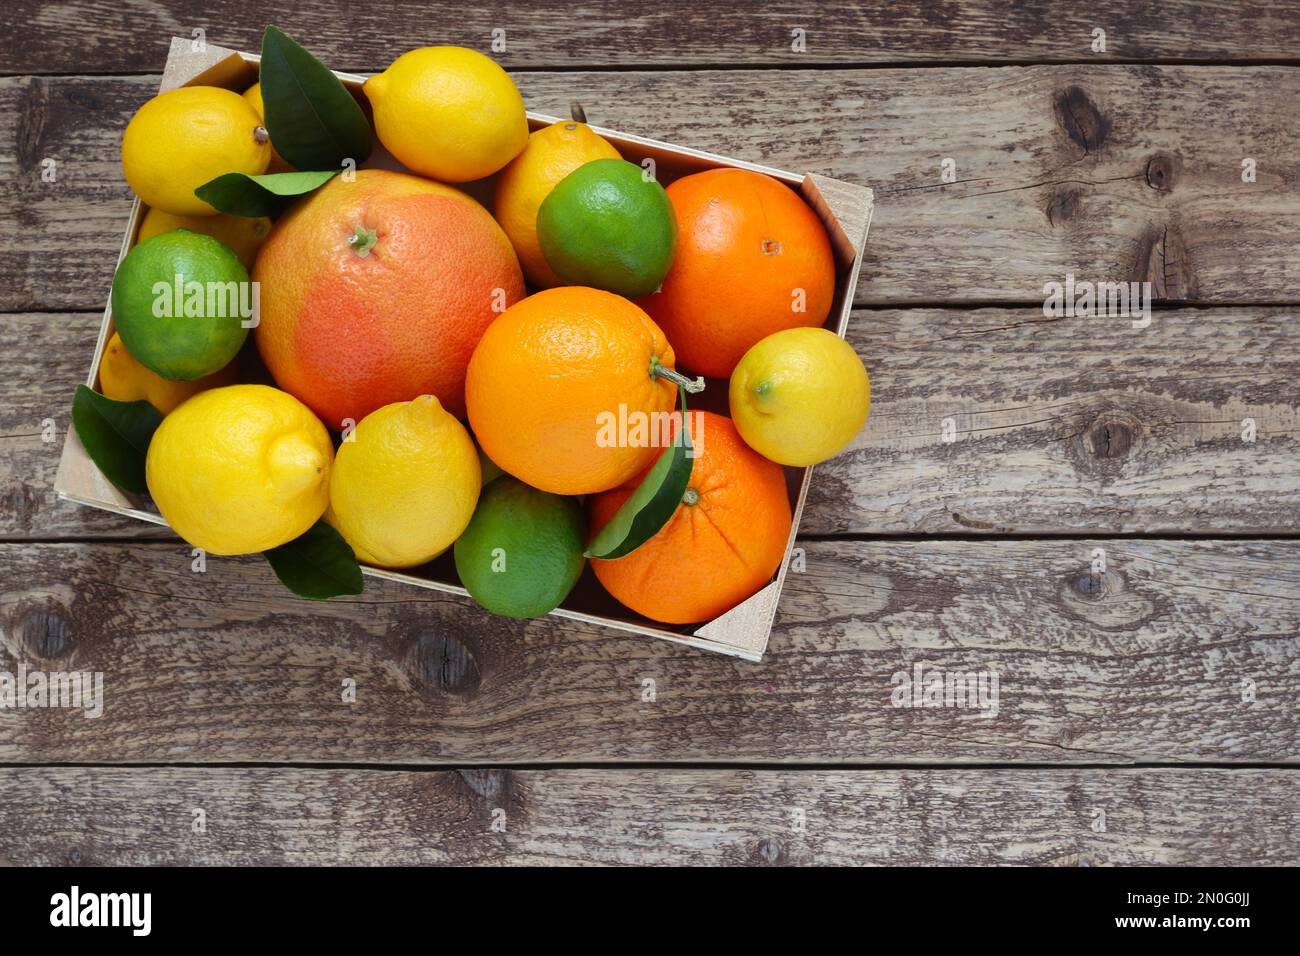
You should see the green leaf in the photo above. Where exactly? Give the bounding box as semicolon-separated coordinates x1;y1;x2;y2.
260;25;373;171
263;519;364;600
194;169;339;217
585;388;695;560
70;384;162;494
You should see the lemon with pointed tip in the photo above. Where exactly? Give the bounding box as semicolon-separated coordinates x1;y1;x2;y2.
146;385;333;554
121;86;271;216
729;327;870;467
327;395;481;569
364;46;528;183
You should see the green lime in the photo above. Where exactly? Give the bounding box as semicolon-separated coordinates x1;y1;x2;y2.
536;158;677;298
454;476;586;619
110;228;252;381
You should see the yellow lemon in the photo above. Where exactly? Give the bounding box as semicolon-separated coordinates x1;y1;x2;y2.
729;328;870;467
136;208;272;269
146;385;333;554
327;395;481;568
364;47;528;182
494;121;621;286
98;331;238;415
122;86;271;216
240;82;296;173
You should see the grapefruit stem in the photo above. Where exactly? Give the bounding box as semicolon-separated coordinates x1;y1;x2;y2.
349;225;379;258
650;359;704;393
254;125;270;145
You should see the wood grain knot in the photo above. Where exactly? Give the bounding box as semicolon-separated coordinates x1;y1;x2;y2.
1060;567;1157;629
455;768;514;802
1085;415;1136;460
405;631;481;696
1069;409;1143;479
18;609;72;660
1071;570;1113;599
1144;152;1179;193
753;838;785;865
1054;86;1111;156
1046;187;1082;226
1130;222;1199;299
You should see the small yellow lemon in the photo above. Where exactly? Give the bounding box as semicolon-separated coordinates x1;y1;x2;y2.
240;82;296;173
494;121;621;286
146;385;333;554
327;395;481;568
98;331;238;415
122;86;271;216
729;328;870;467
136;208;272;269
364;47;528;182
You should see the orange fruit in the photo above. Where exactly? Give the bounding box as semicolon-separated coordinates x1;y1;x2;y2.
588;411;792;624
253;169;524;429
640;168;836;378
466;286;678;495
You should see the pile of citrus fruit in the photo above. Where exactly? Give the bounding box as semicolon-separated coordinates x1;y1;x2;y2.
88;32;871;628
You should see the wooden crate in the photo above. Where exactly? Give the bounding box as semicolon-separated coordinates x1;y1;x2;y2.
53;37;874;661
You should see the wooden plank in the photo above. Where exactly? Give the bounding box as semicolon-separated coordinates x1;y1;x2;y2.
0;766;1295;865
7;1;1300;74
7;308;1297;540
0;314;175;539
1;539;1295;764
4;66;1300;311
805;305;1300;534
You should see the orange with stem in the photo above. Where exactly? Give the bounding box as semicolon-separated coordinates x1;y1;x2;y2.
588;411;792;624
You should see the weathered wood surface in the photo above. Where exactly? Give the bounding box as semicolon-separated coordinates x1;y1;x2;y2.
7;309;1297;540
3;11;1299;868
4;66;1300;311
2;539;1295;764
0;314;174;539
809;305;1300;534
1;766;1295;865
7;0;1300;74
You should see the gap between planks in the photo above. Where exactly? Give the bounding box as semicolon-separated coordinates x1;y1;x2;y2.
8;58;1300;81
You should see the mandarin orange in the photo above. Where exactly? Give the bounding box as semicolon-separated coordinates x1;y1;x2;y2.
465;286;679;496
639;168;836;378
588;411;792;624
